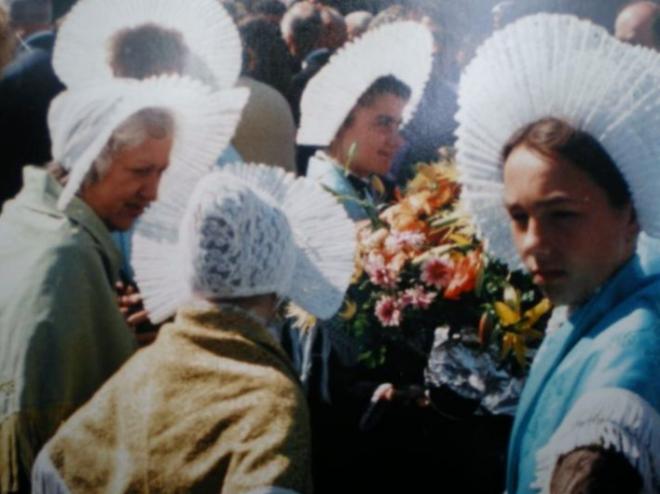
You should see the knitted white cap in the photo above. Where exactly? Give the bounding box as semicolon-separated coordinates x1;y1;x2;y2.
133;163;357;322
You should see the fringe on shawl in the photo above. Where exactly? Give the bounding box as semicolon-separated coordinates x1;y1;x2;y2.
533;387;660;494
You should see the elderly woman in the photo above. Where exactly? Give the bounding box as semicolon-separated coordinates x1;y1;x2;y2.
32;163;356;493
297;20;433;221
455;14;660;494
52;0;248;283
0;75;245;494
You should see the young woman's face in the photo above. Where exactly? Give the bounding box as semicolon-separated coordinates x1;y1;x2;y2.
329;92;407;178
503;145;638;306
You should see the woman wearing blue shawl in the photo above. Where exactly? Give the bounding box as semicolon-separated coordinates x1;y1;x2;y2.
454;14;660;494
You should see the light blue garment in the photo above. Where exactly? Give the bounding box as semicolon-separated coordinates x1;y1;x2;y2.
507;252;660;493
215;144;244;169
305;151;369;221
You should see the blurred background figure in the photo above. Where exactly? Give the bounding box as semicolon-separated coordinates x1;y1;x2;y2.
288;4;346;121
220;0;249;22
491;0;516;30
493;0;633;33
1;0;53;52
235;13;296;172
614;0;659;49
281;0;322;123
0;5;15;70
252;0;287;24
239;13;293;97
318;5;347;50
281;0;322;69
345;10;372;39
0;0;63;207
232;73;297;172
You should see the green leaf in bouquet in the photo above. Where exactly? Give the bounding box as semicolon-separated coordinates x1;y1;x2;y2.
411;244;454;264
428;212;462;229
474;259;487;297
351;312;370;338
343;141;358;176
319;184;384;228
358;346;387;368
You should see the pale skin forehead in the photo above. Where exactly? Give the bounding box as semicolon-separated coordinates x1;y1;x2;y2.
503;146;603;209
615;1;659;45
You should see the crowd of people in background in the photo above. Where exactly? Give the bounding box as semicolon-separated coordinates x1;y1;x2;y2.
0;0;659;493
2;0;659;201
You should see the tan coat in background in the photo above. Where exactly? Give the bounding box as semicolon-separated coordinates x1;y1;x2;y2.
232;77;297;173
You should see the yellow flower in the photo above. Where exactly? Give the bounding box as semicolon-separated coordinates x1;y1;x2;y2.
447;232;472;246
370;175;386;198
351;247;365;284
286;303;317;332
339;300;357;320
501;332;526;367
407;162;458;194
494;285;551;366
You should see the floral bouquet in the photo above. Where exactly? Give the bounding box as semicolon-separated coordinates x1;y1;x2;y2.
334;152;551;414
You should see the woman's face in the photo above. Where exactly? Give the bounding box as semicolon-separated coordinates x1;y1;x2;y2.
80;136;172;231
329;92;407;178
503;145;638;306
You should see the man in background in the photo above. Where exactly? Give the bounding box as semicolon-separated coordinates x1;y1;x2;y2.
615;0;659;50
0;0;63;206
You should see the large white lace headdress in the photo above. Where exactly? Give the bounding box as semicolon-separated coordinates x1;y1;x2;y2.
52;0;241;91
297;20;434;146
48;0;248;210
455;13;660;268
133;163;357;322
49;76;248;210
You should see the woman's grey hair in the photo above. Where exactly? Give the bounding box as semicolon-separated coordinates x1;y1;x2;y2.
50;107;175;187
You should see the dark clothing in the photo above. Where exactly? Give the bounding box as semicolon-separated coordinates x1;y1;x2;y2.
309;344;513;494
394;74;458;182
20;30;56;53
0;33;64;206
289;48;332;125
291;49;333;177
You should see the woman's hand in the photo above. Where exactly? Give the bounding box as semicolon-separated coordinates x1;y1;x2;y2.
116;281;158;346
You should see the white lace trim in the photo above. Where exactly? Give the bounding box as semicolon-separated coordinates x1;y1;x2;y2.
533;388;660;493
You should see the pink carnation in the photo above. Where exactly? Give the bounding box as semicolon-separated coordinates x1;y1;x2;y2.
421;257;453;289
364;252;400;288
400;285;437;310
384;230;426;254
375;295;403;327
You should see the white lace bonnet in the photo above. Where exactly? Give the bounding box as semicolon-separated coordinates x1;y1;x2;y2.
455;13;660;267
48;0;247;210
48;76;248;210
132;163;357;323
296;20;434;146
